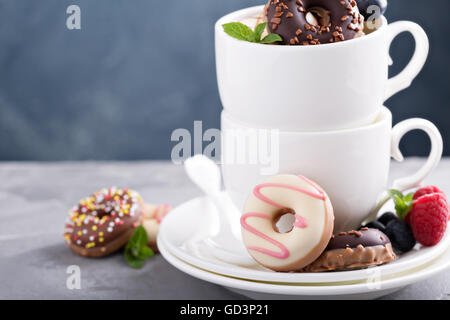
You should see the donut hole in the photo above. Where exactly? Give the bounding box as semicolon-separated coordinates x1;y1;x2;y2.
96;208;111;219
273;209;296;234
306;7;330;27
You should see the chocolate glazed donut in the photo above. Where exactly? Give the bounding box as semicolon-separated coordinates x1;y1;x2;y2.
64;187;143;258
266;0;364;45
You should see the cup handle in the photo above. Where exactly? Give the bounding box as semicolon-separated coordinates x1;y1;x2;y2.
364;118;443;223
390;119;443;191
384;21;429;101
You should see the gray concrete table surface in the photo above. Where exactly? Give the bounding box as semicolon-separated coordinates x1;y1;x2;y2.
0;159;449;300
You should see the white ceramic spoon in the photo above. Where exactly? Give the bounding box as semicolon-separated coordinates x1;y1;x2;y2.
184;155;255;266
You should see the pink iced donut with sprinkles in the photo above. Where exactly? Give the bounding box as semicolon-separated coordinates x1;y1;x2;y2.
64;187;143;258
241;174;334;272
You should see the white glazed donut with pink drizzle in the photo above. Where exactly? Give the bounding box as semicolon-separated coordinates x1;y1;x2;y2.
241;174;334;272
141;203;171;252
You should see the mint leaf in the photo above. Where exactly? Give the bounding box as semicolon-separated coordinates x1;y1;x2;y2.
125;249;145;269
388;189;414;220
404;193;414;202
124;225;155;269
246;32;258;43
223;22;282;44
222;22;253;41
388;189;404;200
253;22;267;42
138;246;155;260
260;33;283;44
126;256;145;269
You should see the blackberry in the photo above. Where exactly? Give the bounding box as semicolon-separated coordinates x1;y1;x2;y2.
360;221;386;232
378;212;398;226
384;219;416;253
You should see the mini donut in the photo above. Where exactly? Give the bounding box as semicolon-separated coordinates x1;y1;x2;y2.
302;228;396;272
64;187;143;258
265;0;364;45
241;12;270;40
141;203;171;252
241;174;334;272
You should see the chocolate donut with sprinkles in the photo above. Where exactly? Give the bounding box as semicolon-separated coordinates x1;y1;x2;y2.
64;187;144;258
265;0;364;45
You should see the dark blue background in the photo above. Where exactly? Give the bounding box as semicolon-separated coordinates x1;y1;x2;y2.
0;0;448;160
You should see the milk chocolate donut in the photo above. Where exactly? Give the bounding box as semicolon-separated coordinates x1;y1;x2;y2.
64;187;143;258
241;174;334;272
266;0;364;45
302;228;396;272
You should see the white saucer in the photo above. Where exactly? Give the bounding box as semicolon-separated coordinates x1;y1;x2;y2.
158;237;450;300
159;195;450;284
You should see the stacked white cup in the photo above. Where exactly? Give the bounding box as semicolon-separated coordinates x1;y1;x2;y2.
216;6;443;232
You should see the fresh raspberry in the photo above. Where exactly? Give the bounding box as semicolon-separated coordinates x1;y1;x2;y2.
413;185;447;201
409;193;449;246
405;186;449;224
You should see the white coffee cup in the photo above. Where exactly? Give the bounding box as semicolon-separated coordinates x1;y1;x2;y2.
221;107;442;232
216;6;429;131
